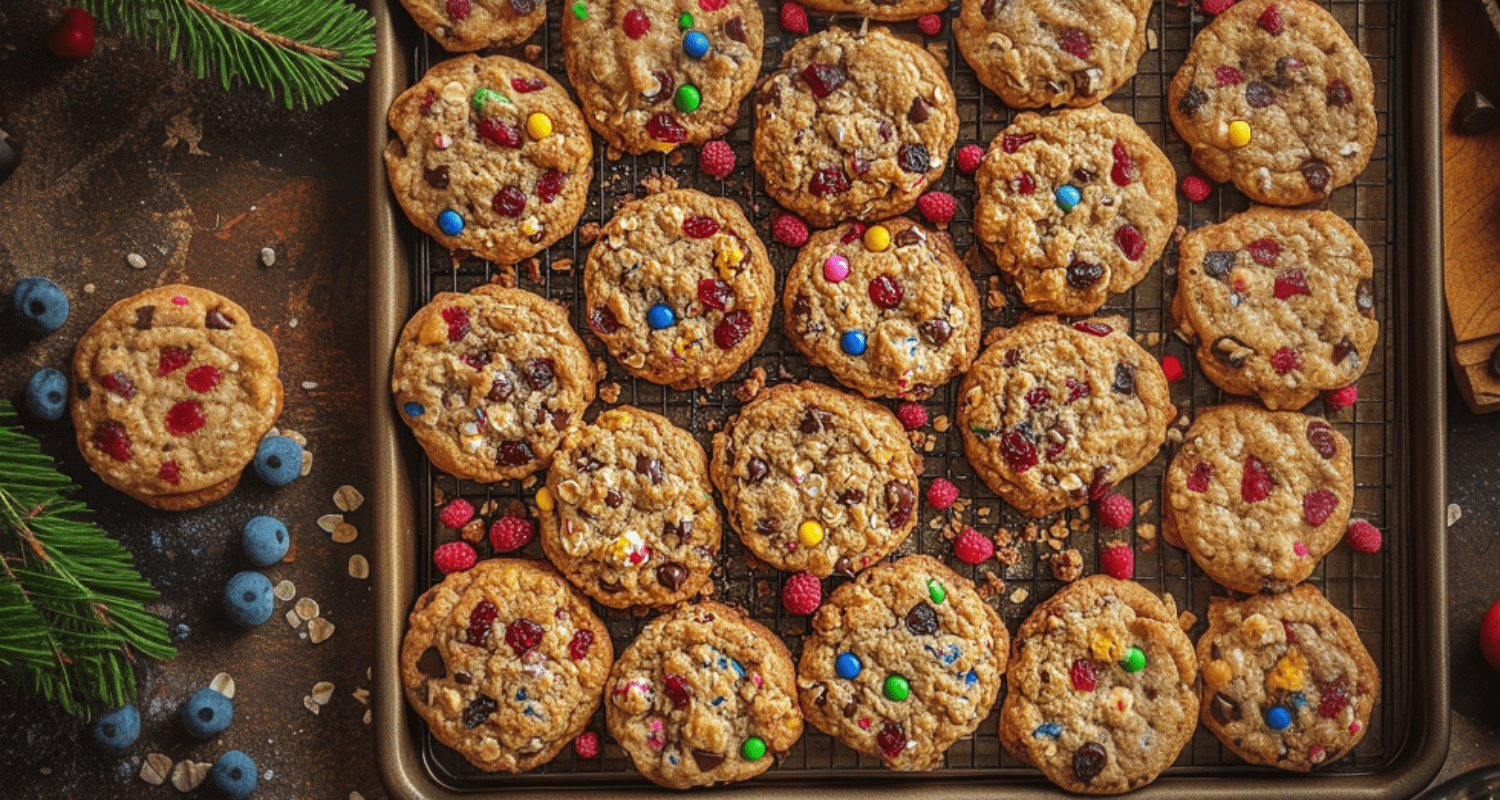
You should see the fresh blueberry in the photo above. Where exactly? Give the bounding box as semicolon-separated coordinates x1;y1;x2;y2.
12;277;69;334
223;571;274;628
181;687;234;740
209;750;258;798
242;516;289;566
92;705;140;751
252;436;302;487
25;367;68;421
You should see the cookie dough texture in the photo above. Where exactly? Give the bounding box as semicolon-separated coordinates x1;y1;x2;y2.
973;106;1177;315
397;0;546;51
391;285;596;483
1197;584;1378;771
385;54;593;265
563;0;763;153
1000;575;1198;795
1173;207;1377;410
607;600;802;788
1167;0;1376;205
710;382;921;577
956;0;1153;109
799;555;1008;771
584;190;774;389
799;0;944;22
400;558;613;773
753;27;958;228
1162;404;1353;594
541;406;721;608
958;316;1173;518
70;285;282;511
784;217;981;400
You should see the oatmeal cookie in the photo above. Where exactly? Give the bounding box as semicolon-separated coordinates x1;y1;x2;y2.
397;0;546;51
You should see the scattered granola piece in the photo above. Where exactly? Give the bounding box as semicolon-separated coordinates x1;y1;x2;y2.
333;485;364;512
733;367;766;403
1051;549;1084;582
598;382;622;404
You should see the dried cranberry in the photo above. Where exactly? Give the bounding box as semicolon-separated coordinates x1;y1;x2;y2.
646;112;687;143
495;440;536;466
442;306;471;341
1002;133;1036;153
1073;321;1112;337
491;187;526;218
1270;347;1302;374
714;309;752;349
724;16;746;42
487;375;514;402
1025;387;1051;408
1301;159;1332;192
896;143;931;174
876;722;907;759
840;222;866;244
849;152;871;176
697;279;733;311
1187;461;1213;492
419;90;438;116
1005;348;1022;367
462;696;496;729
1014;172;1037;194
1241;455;1273;502
663;673;692;709
535;170;566;204
801;63;846;98
1178;86;1208;117
101;371;138;399
683;215;721;239
1274;269;1310;299
92;422;132;462
1073;743;1108;784
166;401;205;436
1258;3;1285;34
1303;489;1339;526
446;0;472;20
477;118;522;148
1000;427;1038;473
1044;442;1065;462
1307;420;1338;458
523;358;555;390
1246;80;1277;108
1115;225;1145;260
1065;376;1090;404
1112;363;1136;395
1215;65;1245;86
809;168;850;196
185;365;221;393
159;461;181;485
644;71;675;104
1070;659;1097;692
158;346;191;375
1110;141;1137;186
1327;80;1353;108
511;77;545;93
1248;238;1280;266
505;617;545;653
459;352;491;370
590;306;622;335
467;601;498;645
1057;28;1091;59
869;274;904;309
1318;681;1351;718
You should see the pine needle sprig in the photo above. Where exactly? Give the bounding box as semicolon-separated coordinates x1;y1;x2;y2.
80;0;377;109
0;401;175;719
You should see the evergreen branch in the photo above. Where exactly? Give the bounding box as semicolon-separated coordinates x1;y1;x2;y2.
79;0;376;109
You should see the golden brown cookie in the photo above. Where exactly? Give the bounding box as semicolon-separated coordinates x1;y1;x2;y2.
396;0;546;51
798;0;944;21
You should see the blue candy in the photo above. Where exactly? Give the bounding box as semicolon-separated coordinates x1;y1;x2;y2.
841;330;867;355
437;209;464;236
253;436;302;487
835;652;862;680
12;277;69;334
647;304;675;330
224;571;274;628
1290;692;1307;708
92;705;140;751
209;750;257;799
403;401;425;417
1032;723;1062;739
182;687;234;740
25;368;68;421
1054;185;1082;212
242;516;290;566
683;30;710;58
1265;706;1292;731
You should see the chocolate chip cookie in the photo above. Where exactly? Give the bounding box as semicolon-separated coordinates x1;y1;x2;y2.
583;189;774;390
1173;207;1378;411
540;406;721;608
752;27;958;228
1197;584;1379;771
397;0;546;51
400;558;613;772
1167;0;1377;205
798;555;1008;771
70;285;282;511
973;106;1177;315
955;0;1154;109
385;54;593;265
783;217;981;401
958;316;1174;518
391;285;596;483
798;0;944;22
1162;404;1353;594
607;600;802;788
562;0;763;154
709;381;921;578
999;575;1198;794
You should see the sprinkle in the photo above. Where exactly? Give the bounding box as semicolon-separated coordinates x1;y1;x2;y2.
1228;120;1252;148
965;669;977;684
712;696;726;706
730;659;745;677
863;224;891;252
472;87;508;114
526;112;552;139
678;11;694;28
822;254;850;282
858;718;871;730
171;295;189;305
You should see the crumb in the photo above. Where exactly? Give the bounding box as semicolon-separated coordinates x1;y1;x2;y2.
756;579;772;598
598;382;621;404
1048;518;1069;541
777;364;795;380
986;276;1008;311
995;545;1020;566
933;415;950;432
578;222;600;244
1147;332;1161;346
1010;587;1030;603
977;571;1006;599
1022;523;1039;543
489;263;518;288
523;258;542;284
993;528;1013;547
504;500;527;519
743;550;771;572
614;193;637;213
1070;518;1088;532
668;149;685;166
550;258;574;273
640;171;679;195
479;498;499;516
925;40;948;67
1106;538;1128;551
1167;428;1183;444
460;518;485;543
521;475;537;489
433;487;446;505
963;245;988;274
929;517;944;531
733;367;766;403
607;146;623;161
1078;505;1091;521
1137;522;1157;541
1047;537;1064;551
524;44;542;62
977;506;990;517
1173;224;1188;244
923;438;935;453
706;420;719;432
1138;499;1154;516
1178;610;1197;632
908;430;927;449
1051;549;1084;582
1142;538;1158;554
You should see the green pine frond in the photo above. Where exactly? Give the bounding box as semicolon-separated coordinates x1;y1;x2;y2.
80;0;376;109
0;401;175;719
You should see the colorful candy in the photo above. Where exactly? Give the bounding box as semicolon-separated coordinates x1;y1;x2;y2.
1265;706;1291;730
535;487;554;512
863;224;891;252
572;1;588;18
1055;185;1081;211
798;520;824;546
1120;646;1146;673
472;87;508;114
883;674;911;702
840;330;866;355
683;30;710;58
926;578;946;604
822;254;850;282
675;84;702;113
836;652;862;679
1229;120;1252;148
647;304;675;329
741;736;767;761
678;11;694;29
437;209;464;236
404;401;425;417
526;112;552;139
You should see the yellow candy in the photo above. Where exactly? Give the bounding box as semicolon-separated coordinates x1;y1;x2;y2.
599;410;632;430
536;487;554;512
797;520;825;547
527;112;553;140
673;337;690;358
520;216;542;237
419;312;449;346
715;239;745;271
1090;632;1124;663
1203;659;1233;691
1266;648;1307;692
1228;120;1251;148
864;224;891;252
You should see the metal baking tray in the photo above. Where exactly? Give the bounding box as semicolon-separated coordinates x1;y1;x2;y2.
369;0;1449;796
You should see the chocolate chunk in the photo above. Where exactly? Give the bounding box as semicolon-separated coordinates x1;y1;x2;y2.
1073;69;1098;98
75;380;91;400
1073;168;1097;184
599;579;625;594
836;488;864;506
893;227;926;247
842;699;858;718
574;455;604;472
462;696;497;729
919;319;953;346
636;455;664;485
885;480;915;529
605;489;624;508
834;556;856;578
757;82;781;108
549;409;570;432
1210;692;1243;725
1245;80;1277;108
133;306;156;330
1356;279;1375;318
644;71;675;104
509;0;537;13
454;671;472;685
692;749;726;771
1203;250;1236;279
205;308;236;329
800;407;833;434
1455;89;1500;135
1072;742;1108;784
1178;86;1209;117
423;165;450;189
657;562;688;590
904;601;939;636
907;96;933;124
746;456;769;483
417;647;446;678
1306;420;1338;459
495;440;535;467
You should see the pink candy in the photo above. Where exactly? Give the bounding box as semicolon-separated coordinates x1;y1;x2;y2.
1293;541;1310;557
823;254;850;283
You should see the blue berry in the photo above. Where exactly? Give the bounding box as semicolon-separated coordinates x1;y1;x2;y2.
253;436;302;487
835;652;862;679
437;209;464;236
242;516;290;566
12;277;69;334
840;330;867;355
1265;706;1292;731
647;304;675;330
182;687;234;740
92;705;140;751
209;750;258;799
25;367;68;421
683;30;710;58
1054;185;1081;211
224;571;274;628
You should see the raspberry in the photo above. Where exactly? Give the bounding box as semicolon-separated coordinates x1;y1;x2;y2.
489;516;535;552
1097;493;1134;529
953;528;993;564
916;191;956;225
896;402;928;430
1345;519;1381;553
1241;456;1273;502
439;499;475;529
1069;659;1097;692
1100;543;1134;580
957;144;984;173
1161;355;1185;382
1325;384;1358;411
917;13;941;35
1201;0;1235;12
574;732;600;759
1270;347;1302;375
698;140;736;179
771;212;809;246
434;541;477;573
1181;174;1212;202
1303;489;1339;527
780;2;808;33
1258;3;1285;34
925;478;959;510
782;572;822;615
622;8;650;38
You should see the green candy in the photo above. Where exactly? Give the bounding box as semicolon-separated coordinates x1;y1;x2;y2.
572;0;588;17
674;84;701;113
883;674;911;702
740;736;767;761
1121;646;1147;674
926;578;946;605
679;11;694;29
472;87;509;114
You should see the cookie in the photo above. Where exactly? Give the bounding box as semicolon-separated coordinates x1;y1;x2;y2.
70;285;282;511
391;285;596;483
797;0;943;22
1197;584;1378;771
783;216;982;400
540;406;722;608
1162;404;1353;594
955;0;1153;109
583;189;774;389
972;106;1177;315
1172;207;1377;410
797;554;1008;771
385;54;593;265
999;575;1198;795
400;558;613;773
752;27;958;228
606;600;802;788
957;316;1174;518
709;381;921;578
396;0;546;51
1167;0;1376;206
562;0;763;154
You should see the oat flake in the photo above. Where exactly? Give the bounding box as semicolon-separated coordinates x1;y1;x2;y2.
141;754;172;786
348;554;370;579
209;672;236;699
318;514;344;533
295;597;320;620
309;617;336;644
334;485;365;512
274;579;297;601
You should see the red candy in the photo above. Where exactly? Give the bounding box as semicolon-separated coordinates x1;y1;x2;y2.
1345;519;1381;553
1161;355;1185;382
622;8;650;38
574;732;600;759
1181;174;1213;202
477;118;522;148
957;144;985;173
954;528;994;564
1480;598;1500;671
1070;659;1098;692
683;216;721;239
1098;493;1134;529
489;516;535;552
925;478;959;510
1303;489;1339;527
897;403;928;430
782;572;822;615
1100;544;1134;580
166;401;205;436
185;365;221;393
439;499;475;529
917;13;941;35
779;2;808;33
646;112;687;143
1241;456;1273;502
433;541;477;573
45;7;95;59
917;191;956;225
772;212;809;246
1325;384;1358;411
699;140;736;179
446;0;472;19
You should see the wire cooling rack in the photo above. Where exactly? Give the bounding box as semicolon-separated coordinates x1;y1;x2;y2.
394;0;1405;789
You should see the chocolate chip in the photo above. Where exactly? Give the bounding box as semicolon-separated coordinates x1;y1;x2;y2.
75;381;91;400
893;227;925;247
919;319;953;346
605;489;624;508
834;556;856;578
1356;279;1375;318
462;696;497;729
644;71;675;104
574;455;604;472
836;488;864;506
1074;69;1098;98
1004;348;1021;367
842;700;858;718
757;82;781;108
636;455;664;485
1455;89;1500;135
423;165;450;189
746;456;769;483
495;440;535;467
800;408;833;434
599;579;625;594
1178;86;1209;117
1306;420;1338;459
454;671;472;685
1072;168;1097;184
1301;159;1332;193
907;96;933;124
692;749;726;771
1112;363;1136;395
905;601;939;636
1072;742;1108;784
133;306;156;330
1203;250;1236;279
793;294;811;317
885;480;914;530
657;562;688;590
205;308;236;329
1210;692;1243;725
417;647;446;678
549;409;570;432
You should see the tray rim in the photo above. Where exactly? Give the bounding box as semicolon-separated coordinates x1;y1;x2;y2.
367;0;1451;795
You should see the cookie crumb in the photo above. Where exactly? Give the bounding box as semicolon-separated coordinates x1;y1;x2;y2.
1022;523;1039;543
523;257;543;283
460;518;486;543
606;146;623;161
1048;518;1069;541
524;44;542;61
578;222;600;244
756;579;772;598
1178;610;1197;631
977;571;1006;598
986;276;1008;311
640;171;679;195
490;264;518;288
1051;549;1084;582
932;415;950;432
1138;498;1154;516
908;430;927;449
743;550;771;572
598;382;622;404
522;475;538;489
1448;503;1462;526
1137;522;1157;541
668;149;685;166
550;258;575;273
733;367;766;402
996;545;1020;566
1147;27;1158;50
1009;587;1030;604
1142;537;1158;554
